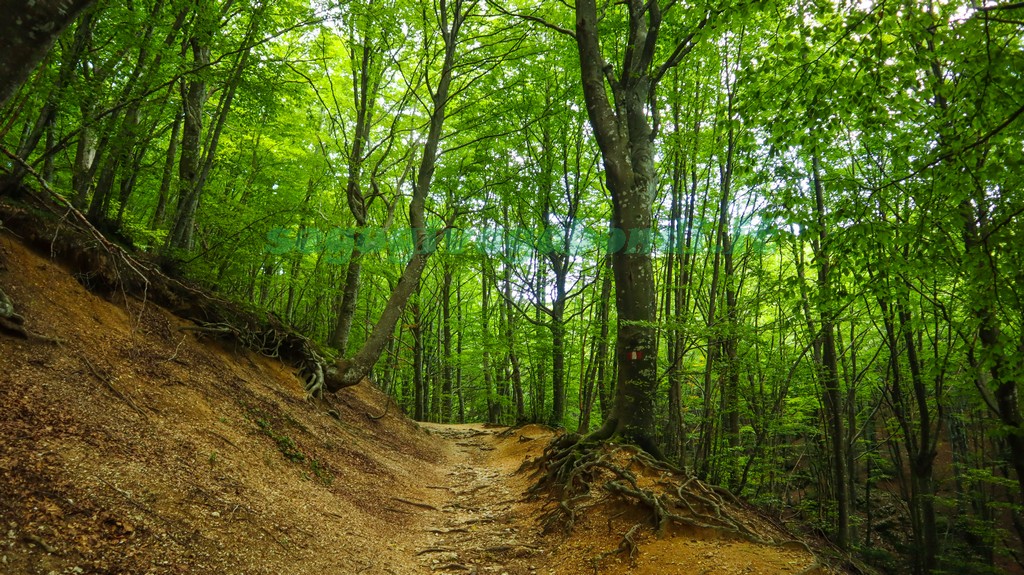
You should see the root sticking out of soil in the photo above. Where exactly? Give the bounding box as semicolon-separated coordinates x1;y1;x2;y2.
524;434;826;574
1;183;832;575
0;184;333;397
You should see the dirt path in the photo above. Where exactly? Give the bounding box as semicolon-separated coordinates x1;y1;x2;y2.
401;423;823;575
2;231;821;575
409;423;545;575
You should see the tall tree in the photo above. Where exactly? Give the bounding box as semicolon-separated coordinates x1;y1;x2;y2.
573;0;710;454
313;0;475;394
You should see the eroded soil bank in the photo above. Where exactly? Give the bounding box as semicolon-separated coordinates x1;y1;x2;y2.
1;232;821;574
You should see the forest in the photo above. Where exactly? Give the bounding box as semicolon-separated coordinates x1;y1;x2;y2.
1;0;1022;573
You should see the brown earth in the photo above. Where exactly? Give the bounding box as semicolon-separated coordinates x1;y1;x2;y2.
0;231;825;574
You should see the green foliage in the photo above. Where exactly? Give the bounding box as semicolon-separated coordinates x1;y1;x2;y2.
246;408;333;486
4;0;1023;570
256;417;305;463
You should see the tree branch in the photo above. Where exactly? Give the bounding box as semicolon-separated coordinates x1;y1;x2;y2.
487;0;576;39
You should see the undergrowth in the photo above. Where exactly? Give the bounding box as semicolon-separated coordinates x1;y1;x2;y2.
244;406;334;486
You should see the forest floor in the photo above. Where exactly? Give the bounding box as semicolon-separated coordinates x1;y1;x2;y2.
0;229;825;575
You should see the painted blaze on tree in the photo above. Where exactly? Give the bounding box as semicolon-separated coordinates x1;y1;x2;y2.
572;0;709;457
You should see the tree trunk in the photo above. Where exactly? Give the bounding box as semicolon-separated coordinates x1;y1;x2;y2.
482;270;495;423
166;24;210;251
6;24;88;189
329;37;378;352
168;1;259;251
810;149;849;550
330;255;362;354
455;279;465;424
318;0;468;394
500;253;526;423
549;276;567;427
574;0;674;457
718;92;740;485
962;201;1024;497
152;112;181;228
697;158;729;479
0;0;95;107
594;253;613;422
412;292;425;421
441;268;454;423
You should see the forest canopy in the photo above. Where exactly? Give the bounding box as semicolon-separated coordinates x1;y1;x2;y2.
2;0;1023;573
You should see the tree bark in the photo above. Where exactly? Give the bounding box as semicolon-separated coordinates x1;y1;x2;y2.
317;0;468;394
166;16;210;251
329;37;378;352
441;268;454;422
412;291;425;421
810;149;849;550
499;244;526;422
594;253;613;423
574;0;672;456
0;0;95;107
152;112;181;228
482;271;496;423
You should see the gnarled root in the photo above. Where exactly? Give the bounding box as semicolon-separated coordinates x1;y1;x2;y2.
301;358;327;399
529;433;821;569
0;285;28;338
179;319;333;401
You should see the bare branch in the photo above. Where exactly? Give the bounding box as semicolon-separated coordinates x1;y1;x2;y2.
486;0;576;39
652;11;712;85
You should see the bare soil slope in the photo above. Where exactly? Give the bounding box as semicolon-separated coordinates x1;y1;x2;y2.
1;233;447;574
1;232;823;574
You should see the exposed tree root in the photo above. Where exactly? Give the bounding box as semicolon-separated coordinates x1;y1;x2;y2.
592;522;642;569
0;284;29;338
0;286;63;342
392;497;439;511
0;165;334;399
528;433;822;570
1;242;31;338
79;352;148;419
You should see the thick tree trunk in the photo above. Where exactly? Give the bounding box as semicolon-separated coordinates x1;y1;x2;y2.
71;118;98;209
574;0;662;455
330;255;362;353
0;0;95;107
167;31;209;251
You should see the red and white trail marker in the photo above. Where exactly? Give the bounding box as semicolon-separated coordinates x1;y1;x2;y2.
627;351;644;360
